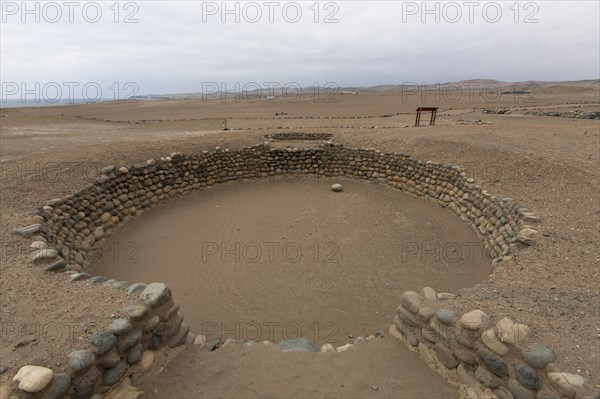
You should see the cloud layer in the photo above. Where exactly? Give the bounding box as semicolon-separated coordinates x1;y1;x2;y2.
1;1;599;96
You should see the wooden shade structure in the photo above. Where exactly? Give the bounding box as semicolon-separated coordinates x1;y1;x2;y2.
415;107;438;126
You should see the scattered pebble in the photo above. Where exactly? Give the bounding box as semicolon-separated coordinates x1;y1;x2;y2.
331;183;343;192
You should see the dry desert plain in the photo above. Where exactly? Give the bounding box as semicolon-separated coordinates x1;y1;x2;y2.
0;85;599;398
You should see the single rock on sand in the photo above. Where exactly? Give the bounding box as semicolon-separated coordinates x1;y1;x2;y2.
331;183;343;192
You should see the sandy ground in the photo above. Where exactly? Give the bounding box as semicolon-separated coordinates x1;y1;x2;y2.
90;177;491;345
138;337;459;399
1;90;599;396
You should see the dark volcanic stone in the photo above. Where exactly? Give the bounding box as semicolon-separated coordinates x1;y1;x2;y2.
514;364;543;390
91;331;117;356
478;349;508;377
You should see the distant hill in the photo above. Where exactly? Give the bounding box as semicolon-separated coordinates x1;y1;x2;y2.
133;79;599;99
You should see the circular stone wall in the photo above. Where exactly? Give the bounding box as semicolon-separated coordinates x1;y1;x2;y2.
88;176;493;344
12;143;568;399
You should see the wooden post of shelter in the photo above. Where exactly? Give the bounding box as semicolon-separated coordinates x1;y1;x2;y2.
415;107;438;127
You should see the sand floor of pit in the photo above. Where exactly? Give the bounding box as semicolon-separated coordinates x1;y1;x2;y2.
90;177;492;345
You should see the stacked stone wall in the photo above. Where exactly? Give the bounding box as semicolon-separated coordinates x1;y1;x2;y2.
7;144;567;399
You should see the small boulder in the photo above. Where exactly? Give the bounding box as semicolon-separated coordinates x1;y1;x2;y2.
13;365;53;393
140;283;171;308
68;350;95;373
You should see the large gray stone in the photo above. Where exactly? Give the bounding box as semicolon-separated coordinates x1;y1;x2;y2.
508;378;535;399
475;364;498;388
163;311;184;337
121;304;148;320
45;260;67;272
40;373;71;399
126;343;143;365
127;283;147;296
514;364;543;390
435;309;461;326
140;283;171;307
97;350;120;369
397;307;420;327
11;224;41;236
102;361;128;386
455;327;477;348
68;350;95;373
523;343;556;369
417;306;436;322
143;315;160;333
102;279;122;289
117;328;142;355
169;322;190;348
493;387;511;399
161;302;180;321
90;331;117;356
456;363;476;385
109;319;132;336
478;348;508;377
278;338;320;352
148;324;167;349
452;343;477;365
70;273;91;282
89;276;107;284
399;291;423;313
434;343;459;368
72;366;100;399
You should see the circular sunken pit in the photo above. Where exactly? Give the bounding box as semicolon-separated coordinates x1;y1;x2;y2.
11;143;550;398
12;144;572;399
89;176;493;344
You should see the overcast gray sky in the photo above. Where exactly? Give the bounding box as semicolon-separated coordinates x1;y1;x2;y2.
1;1;599;97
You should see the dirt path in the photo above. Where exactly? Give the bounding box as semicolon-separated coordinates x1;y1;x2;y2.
137;337;459;399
